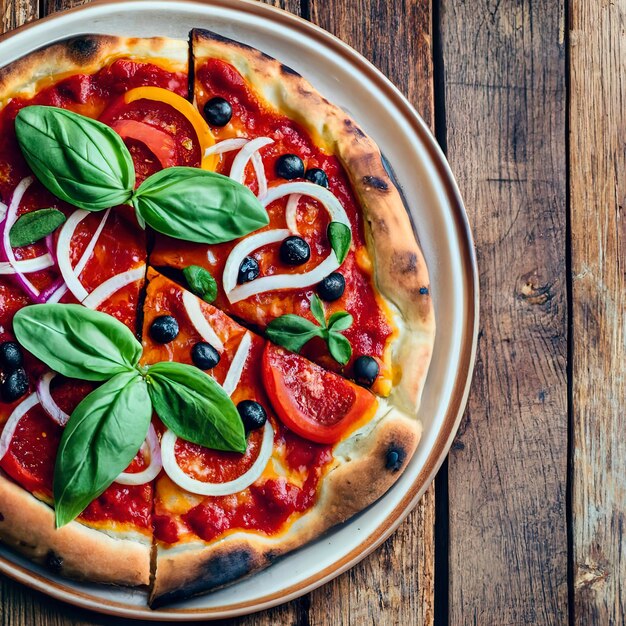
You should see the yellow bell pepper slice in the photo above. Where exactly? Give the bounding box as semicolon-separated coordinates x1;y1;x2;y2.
123;86;218;170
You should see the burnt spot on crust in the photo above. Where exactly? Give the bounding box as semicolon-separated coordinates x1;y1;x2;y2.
362;175;389;191
393;251;418;274
45;550;63;573
344;118;366;138
385;445;407;472
280;63;301;77
192;29;275;62
67;36;100;61
0;512;4;522
151;548;257;608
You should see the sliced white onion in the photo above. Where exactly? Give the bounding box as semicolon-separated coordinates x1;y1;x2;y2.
222;332;252;396
36;372;69;426
115;424;162;486
0;393;39;461
160;421;274;496
82;264;145;309
251;151;268;199
222;229;290;295
0;254;54;275
228;251;340;304
182;290;224;352
285;194;302;234
2;178;39;298
263;181;351;229
230;137;274;185
204;138;248;156
56;209;110;302
0;201;7;223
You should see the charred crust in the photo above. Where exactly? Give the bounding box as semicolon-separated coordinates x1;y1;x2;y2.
362;175;389;191
344;118;366;138
393;251;418;274
193;28;275;62
151;548;257;608
66;36;100;62
385;445;407;472
280;63;301;77
45;550;63;573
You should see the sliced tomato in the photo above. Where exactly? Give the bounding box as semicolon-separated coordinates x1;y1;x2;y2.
262;344;377;444
110;119;177;169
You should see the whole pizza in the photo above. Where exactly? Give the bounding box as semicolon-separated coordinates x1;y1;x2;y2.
0;31;435;607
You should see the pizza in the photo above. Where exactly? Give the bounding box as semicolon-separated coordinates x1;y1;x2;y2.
0;31;435;607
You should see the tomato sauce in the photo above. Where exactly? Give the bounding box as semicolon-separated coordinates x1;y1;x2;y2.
152;58;394;389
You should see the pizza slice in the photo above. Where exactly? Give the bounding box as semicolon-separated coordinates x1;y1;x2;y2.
141;270;419;605
151;29;435;413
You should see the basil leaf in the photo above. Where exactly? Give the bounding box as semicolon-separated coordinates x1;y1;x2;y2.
13;304;142;381
266;314;323;353
183;265;217;303
328;311;354;332
9;208;66;247
132;167;269;244
328;331;352;365
15;106;135;211
328;222;351;264
309;294;326;328
53;372;151;527
147;361;245;453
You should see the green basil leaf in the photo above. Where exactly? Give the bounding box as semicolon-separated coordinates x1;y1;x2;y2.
9;208;66;247
15;106;135;211
147;361;245;453
53;372;151;527
328;222;351;264
328;331;352;365
266;314;323;353
183;265;217;303
309;294;326;328
328;311;354;332
132;167;269;244
13;304;142;381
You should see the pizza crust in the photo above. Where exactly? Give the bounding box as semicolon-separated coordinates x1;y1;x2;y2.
0;34;188;102
191;29;435;414
0;471;151;586
150;406;420;606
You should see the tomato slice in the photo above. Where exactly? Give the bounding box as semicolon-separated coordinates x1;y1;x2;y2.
262;344;377;444
110;119;177;169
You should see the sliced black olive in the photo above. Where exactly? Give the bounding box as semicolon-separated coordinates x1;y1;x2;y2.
150;315;179;344
353;355;380;387
317;272;345;301
0;341;23;370
237;400;267;433
238;256;260;284
280;236;310;266
1;368;28;403
191;342;221;370
203;97;232;126
304;168;329;188
275;154;305;180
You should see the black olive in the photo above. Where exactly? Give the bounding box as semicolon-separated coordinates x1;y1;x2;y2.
280;236;310;266
238;256;260;284
1;368;28;403
353;355;380;387
275;154;305;180
150;315;179;344
0;341;23;370
304;168;329;188
237;400;267;433
317;272;345;301
191;342;221;370
203;97;232;126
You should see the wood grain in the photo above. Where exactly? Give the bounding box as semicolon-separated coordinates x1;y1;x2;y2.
570;1;626;624
0;0;35;32
440;0;569;623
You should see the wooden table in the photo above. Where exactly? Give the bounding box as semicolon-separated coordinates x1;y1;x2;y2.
0;0;624;624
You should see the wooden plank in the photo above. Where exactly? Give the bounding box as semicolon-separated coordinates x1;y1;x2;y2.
570;2;626;624
306;2;435;625
0;0;36;36
440;0;569;623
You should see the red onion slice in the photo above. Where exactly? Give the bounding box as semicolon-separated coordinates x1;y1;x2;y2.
115;424;162;486
0;393;39;461
36;372;69;426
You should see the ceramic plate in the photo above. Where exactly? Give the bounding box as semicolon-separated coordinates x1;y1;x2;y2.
0;0;477;619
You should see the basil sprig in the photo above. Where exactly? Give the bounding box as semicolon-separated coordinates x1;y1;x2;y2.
266;295;353;365
14;106;269;244
328;222;351;263
12;304;246;527
9;208;66;247
183;265;217;303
